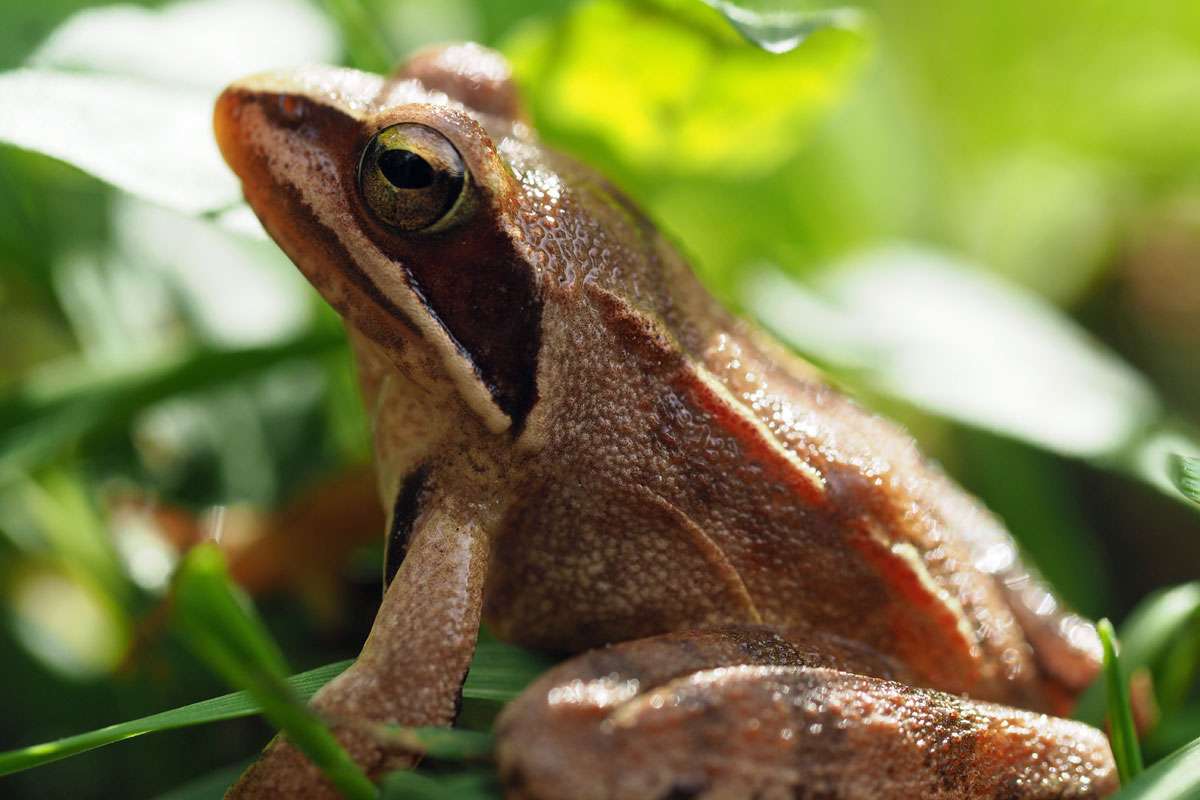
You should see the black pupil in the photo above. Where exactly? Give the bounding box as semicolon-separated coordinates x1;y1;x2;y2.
378;149;435;189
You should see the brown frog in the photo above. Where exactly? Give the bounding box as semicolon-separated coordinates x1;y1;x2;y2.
214;42;1117;799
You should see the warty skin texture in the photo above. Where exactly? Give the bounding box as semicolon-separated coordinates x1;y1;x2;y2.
213;42;1115;799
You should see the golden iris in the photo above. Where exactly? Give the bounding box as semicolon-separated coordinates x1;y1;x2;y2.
358;124;467;231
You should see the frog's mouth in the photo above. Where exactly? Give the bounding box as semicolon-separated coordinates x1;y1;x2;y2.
214;76;524;436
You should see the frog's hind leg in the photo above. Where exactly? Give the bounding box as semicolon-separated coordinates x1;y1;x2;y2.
495;626;1117;800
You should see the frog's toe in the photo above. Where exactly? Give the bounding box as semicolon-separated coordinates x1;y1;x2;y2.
495;628;1117;800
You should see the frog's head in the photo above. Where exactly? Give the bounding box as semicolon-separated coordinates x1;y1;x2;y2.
215;43;543;434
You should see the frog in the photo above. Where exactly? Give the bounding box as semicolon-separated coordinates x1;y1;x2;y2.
213;42;1118;799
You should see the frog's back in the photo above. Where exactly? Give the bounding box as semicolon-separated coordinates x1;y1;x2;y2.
485;124;1099;715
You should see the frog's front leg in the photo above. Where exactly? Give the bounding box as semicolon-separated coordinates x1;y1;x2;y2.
496;627;1118;800
228;472;496;799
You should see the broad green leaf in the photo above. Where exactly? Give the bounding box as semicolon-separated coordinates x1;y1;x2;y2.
748;250;1200;513
1099;619;1144;784
1077;583;1200;727
0;660;350;776
700;0;865;53
0;330;343;479
747;247;1160;460
1171;455;1200;505
29;0;338;89
0;70;236;214
504;0;864;181
1114;736;1200;800
172;544;375;800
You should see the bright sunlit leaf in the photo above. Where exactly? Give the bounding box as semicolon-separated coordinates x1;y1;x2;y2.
747;246;1161;460
0;70;237;214
505;0;864;180
8;565;127;679
1100;619;1144;785
700;0;865;53
29;0;338;89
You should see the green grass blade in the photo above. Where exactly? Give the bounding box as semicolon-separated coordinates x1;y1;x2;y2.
0;623;551;781
0;660;350;776
462;637;556;703
1114;736;1200;800
373;727;493;761
1100;618;1145;784
172;544;376;800
0;330;343;478
1077;583;1200;726
1170;455;1200;505
379;767;500;800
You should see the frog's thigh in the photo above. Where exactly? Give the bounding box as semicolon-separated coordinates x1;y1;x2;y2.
496;628;1117;800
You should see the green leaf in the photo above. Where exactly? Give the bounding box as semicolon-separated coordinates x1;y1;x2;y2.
1114;736;1200;800
504;0;865;182
319;0;395;74
0;70;237;214
1100;619;1145;784
1170;455;1200;505
374;727;493;761
0;329;343;479
29;0;338;89
379;767;500;800
747;248;1160;460
0;625;555;780
463;635;557;703
172;544;375;800
153;760;252;800
1077;583;1200;726
0;660;350;777
700;0;866;53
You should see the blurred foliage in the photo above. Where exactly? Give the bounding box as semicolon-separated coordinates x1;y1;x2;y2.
0;0;1198;797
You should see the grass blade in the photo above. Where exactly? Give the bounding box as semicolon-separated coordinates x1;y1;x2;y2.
1100;618;1145;784
373;727;493;761
172;544;375;800
462;635;556;703
0;660;350;776
0;330;343;478
1077;583;1200;726
1114;736;1200;800
379;768;499;800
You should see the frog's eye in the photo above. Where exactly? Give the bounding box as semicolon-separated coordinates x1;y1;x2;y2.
358;123;467;231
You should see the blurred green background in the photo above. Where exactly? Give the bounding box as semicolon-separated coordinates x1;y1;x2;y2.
1;0;1198;797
